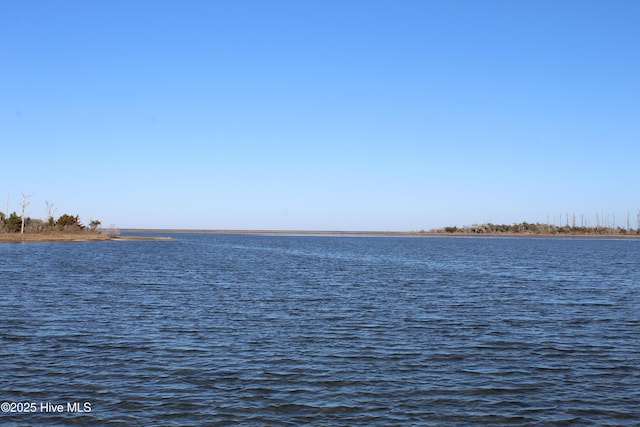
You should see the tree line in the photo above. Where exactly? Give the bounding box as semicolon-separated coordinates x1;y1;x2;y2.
0;211;101;234
437;221;640;236
1;194;101;234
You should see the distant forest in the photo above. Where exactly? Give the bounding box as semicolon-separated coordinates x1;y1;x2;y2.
435;218;640;236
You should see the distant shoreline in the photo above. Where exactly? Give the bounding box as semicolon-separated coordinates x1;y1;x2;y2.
3;229;638;243
121;229;640;238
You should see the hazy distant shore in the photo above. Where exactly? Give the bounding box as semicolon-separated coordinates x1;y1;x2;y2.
3;228;638;243
121;229;640;238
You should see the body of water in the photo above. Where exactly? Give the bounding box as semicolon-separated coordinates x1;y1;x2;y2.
1;233;639;425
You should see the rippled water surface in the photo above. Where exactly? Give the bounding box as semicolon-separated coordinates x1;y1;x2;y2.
1;234;639;425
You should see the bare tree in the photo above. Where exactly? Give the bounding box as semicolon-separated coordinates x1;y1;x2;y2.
612;212;616;233
20;193;34;234
45;200;57;226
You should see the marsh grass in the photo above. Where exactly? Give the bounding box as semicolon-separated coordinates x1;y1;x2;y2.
0;231;111;242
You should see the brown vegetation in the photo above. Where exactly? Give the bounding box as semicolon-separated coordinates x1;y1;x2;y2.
0;232;111;243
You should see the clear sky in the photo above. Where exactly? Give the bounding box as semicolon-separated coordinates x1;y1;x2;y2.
2;0;639;231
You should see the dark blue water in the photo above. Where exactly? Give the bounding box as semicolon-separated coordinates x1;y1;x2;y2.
1;234;639;425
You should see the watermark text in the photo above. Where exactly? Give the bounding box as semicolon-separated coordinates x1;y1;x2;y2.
1;401;91;414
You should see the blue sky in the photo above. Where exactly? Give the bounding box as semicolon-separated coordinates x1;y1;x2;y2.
2;0;639;231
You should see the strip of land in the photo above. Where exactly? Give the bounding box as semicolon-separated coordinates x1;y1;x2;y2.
122;228;640;238
0;233;173;243
3;224;639;243
0;233;110;242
